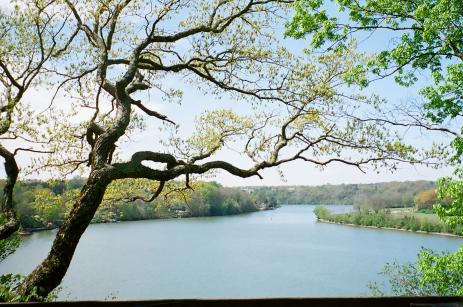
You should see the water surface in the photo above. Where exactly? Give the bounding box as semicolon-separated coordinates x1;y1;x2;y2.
1;205;462;300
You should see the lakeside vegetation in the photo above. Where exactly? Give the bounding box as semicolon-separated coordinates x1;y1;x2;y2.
313;207;463;236
9;177;435;230
5;179;275;232
10;179;438;233
6;178;439;233
244;181;435;208
307;180;460;236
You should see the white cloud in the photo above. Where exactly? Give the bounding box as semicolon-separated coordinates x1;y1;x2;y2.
0;0;11;10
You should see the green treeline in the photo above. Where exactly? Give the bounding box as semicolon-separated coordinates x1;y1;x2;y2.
96;182;273;223
6;179;274;231
313;207;463;236
8;179;437;231
304;181;455;236
181;183;275;217
246;181;435;208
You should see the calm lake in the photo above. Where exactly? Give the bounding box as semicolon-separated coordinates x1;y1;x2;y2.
1;205;462;300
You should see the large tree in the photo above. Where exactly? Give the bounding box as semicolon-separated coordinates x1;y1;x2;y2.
0;0;437;300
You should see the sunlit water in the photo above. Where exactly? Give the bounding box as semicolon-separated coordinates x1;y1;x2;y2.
1;205;462;300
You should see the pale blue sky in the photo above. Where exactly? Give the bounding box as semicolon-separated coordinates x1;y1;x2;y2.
0;1;457;186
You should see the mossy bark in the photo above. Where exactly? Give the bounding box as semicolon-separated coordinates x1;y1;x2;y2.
17;169;112;299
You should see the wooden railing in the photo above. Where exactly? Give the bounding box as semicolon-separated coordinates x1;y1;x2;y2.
5;297;463;307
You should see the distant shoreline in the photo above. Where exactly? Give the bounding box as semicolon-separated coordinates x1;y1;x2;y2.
20;206;280;235
318;219;463;238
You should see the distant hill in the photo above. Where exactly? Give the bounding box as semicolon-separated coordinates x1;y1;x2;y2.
239;181;436;209
0;179;437;229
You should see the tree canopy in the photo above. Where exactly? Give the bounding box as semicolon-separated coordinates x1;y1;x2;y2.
286;0;463;156
370;247;463;296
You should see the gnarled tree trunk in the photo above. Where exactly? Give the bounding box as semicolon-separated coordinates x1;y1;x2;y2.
0;144;19;240
17;168;112;298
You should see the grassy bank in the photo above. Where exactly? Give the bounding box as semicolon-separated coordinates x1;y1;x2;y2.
313;206;463;236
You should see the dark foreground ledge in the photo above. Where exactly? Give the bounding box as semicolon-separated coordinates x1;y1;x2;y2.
4;297;463;307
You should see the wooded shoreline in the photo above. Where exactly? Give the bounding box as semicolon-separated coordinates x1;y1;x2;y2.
317;219;463;238
19;205;279;235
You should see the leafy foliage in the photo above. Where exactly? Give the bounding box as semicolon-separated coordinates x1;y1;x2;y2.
418;247;463;295
370;247;463;296
287;0;463;87
7;179;437;229
414;188;437;211
369;261;429;296
0;273;59;302
434;168;463;227
286;0;463;158
0;274;26;302
247;181;435;208
313;205;329;220
314;208;463;235
0;216;19;262
4;179;264;228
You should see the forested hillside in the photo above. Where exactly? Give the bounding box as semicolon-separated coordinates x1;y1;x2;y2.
245;181;435;209
4;180;266;230
4;179;435;231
